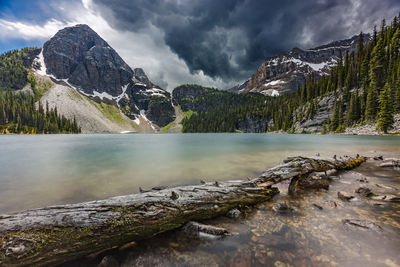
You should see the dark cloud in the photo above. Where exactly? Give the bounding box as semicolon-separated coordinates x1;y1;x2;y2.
93;0;400;83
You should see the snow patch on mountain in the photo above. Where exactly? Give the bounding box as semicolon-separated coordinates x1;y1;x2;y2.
139;88;167;98
284;57;337;72
264;80;285;86
33;49;47;76
271;90;280;96
140;110;156;130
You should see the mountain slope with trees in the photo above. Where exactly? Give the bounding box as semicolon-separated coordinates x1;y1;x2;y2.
175;15;400;134
0;49;81;134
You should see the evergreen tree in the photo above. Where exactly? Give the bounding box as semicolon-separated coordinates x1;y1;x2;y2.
377;83;394;133
369;35;386;91
330;100;340;131
346;92;359;126
365;85;378;121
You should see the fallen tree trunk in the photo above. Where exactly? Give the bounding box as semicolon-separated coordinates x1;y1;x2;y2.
0;155;365;266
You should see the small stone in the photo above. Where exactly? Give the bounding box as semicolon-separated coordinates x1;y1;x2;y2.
355;187;374;197
200;179;206;184
98;255;119;267
338;191;354;201
312;203;323;210
357;177;368;183
214;181;220;187
226;208;242;219
139;187;148;193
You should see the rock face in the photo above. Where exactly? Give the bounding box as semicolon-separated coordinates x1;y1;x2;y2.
293;93;337;133
33;24;175;129
133;68;152;86
121;83;175;127
43;24;133;96
234;34;370;96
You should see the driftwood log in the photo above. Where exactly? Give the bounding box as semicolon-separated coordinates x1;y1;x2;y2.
0;155;365;266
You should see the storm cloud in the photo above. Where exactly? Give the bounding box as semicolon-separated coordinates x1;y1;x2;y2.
92;0;399;84
0;0;398;90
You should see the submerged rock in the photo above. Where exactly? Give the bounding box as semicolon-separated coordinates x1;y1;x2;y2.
98;255;119;267
355;187;374;197
338;191;355;201
342;219;383;232
272;203;293;213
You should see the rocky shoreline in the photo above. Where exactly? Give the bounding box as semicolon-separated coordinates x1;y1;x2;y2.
342;114;400;135
1;155;399;266
65;155;400;267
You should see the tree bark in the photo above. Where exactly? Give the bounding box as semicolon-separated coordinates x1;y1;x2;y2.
0;155;365;266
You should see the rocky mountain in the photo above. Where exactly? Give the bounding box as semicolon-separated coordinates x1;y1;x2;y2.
31;24;175;132
233;34;371;96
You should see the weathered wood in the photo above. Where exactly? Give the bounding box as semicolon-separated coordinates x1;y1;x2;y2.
0;155;365;266
252;155;365;187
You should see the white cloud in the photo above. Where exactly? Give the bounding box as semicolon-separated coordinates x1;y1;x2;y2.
0;0;239;90
0;18;72;41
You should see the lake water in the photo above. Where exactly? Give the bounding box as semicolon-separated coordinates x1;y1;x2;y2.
0;133;400;214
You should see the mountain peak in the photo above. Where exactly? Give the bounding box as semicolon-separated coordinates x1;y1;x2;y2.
237;33;371;96
42;24;133;96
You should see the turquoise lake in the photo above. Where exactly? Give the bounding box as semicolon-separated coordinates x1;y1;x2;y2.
0;133;399;214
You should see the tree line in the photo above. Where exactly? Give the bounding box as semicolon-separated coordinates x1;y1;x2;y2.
0;91;81;134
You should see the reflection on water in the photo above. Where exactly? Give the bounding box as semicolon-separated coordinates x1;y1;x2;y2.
62;160;400;267
0;134;400;214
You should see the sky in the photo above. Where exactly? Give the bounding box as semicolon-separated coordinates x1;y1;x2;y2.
0;0;399;91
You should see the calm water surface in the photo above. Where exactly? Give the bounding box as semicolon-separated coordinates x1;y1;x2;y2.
0;133;399;213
